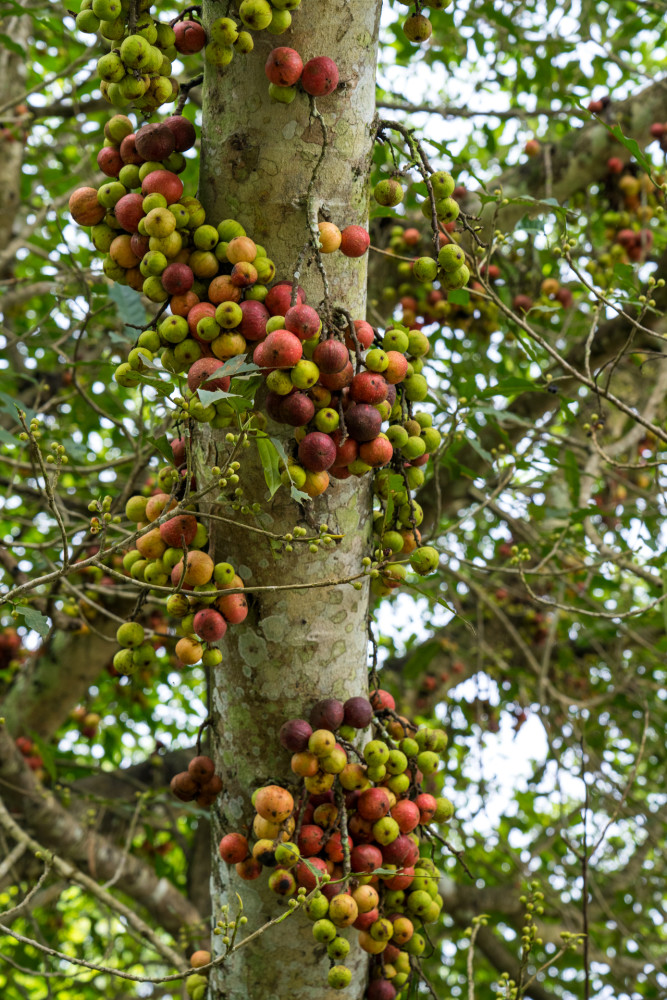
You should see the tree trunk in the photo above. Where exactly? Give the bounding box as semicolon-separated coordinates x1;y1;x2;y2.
197;3;383;997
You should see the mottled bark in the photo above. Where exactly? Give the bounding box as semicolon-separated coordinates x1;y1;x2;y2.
2;623;118;741
0;16;28;260
480;77;667;239
198;3;383;997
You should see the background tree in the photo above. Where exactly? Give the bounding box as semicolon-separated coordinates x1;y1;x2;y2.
1;2;666;1000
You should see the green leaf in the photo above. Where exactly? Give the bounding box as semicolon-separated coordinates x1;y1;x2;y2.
606;122;655;179
0;32;25;56
14;605;51;638
107;283;147;335
149;435;175;464
479;377;540;399
448;288;470;306
256;437;282;498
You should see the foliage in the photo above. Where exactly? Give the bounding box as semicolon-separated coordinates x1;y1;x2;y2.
1;1;667;999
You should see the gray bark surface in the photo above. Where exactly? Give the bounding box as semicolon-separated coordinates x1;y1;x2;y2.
198;3;383;997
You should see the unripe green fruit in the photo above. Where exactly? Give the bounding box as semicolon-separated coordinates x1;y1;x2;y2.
118;164;140;188
386;772;410;795
372;816;400;844
404;11;432;42
92;0;120;18
194;224;219;250
211;562;234;586
97;181;126;208
328;966;352;990
381;530;404;555
100;17;125;41
123;549;143;572
143;276;169;303
386;425;409;448
400;737;419;757
384;890;405;911
239;0;273;30
431;170;455;199
186;974;208;998
420;427;440;454
386;749;408;775
410;545;439;575
441;264;470;290
413;256;438;282
365;348;389;372
416;750;439;775
383;328;410;352
192;317;218;343
327;937;350;961
437;243;465;271
266;370;293;395
97;52;125;83
155;23;176;48
75;10;100;32
348;458;372;476
314;407;339;433
133;642;157;668
364;740;389;766
291;360;319;390
401;436;426;460
118;75;148;101
404;374;428;402
91;223;115;252
433;796;454;822
407;330;429;358
399;500;423;526
140;251;168;278
254;256;276;283
167;203;189;229
120;33;152;69
201;648;223;668
281;463;307;488
406;889;432;916
164;150;186;174
312;917;337;942
235;30;254;53
166;593;189;618
113;648;136;675
374;178;404;207
159;315;189;344
114;362;141;387
269;83;297;104
143;192;168;214
435;196;460;223
116;621;145;648
217;219;245;241
127;347;153;371
267;9;291;31
305;893;329;921
205;41;234;66
188;399;215;422
274;842;300;867
211;16;238;43
405;466;424;490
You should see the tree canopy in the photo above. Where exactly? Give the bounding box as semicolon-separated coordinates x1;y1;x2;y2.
1;1;666;999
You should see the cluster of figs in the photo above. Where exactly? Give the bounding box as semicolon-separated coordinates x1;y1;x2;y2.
217;690;454;997
115;486;247;670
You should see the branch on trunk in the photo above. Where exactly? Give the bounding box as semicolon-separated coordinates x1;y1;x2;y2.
0;726;203;942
